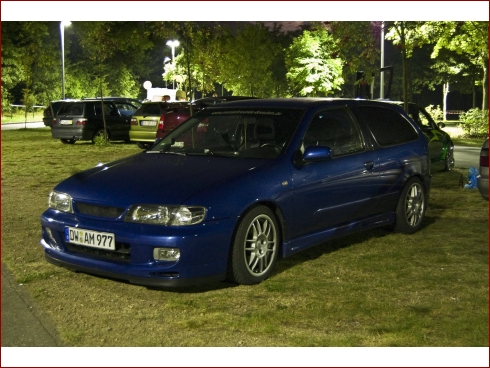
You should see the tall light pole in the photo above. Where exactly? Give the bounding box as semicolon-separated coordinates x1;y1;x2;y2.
380;21;385;99
166;40;179;89
60;21;71;100
163;56;171;88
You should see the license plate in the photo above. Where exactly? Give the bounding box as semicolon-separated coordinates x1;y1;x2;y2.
60;119;72;125
65;227;116;250
141;120;157;126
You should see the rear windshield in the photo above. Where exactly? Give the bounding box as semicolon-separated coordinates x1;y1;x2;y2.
135;102;188;116
57;103;84;116
135;103;165;116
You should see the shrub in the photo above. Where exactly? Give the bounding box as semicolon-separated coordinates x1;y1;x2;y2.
459;108;489;138
425;104;444;122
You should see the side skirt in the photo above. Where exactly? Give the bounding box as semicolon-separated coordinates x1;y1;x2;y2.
282;213;395;258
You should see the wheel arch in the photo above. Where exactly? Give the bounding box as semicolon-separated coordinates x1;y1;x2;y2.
227;201;286;262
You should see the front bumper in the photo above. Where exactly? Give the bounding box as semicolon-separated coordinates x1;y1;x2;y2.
40;211;234;287
42;246;225;287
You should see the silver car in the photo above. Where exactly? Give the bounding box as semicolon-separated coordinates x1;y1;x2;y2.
477;138;488;200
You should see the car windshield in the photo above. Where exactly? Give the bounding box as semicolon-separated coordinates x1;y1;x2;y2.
149;107;305;159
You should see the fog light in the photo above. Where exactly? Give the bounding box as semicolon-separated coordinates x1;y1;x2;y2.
45;227;60;250
153;247;180;261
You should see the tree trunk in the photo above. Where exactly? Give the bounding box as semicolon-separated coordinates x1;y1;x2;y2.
99;66;107;143
482;56;488;110
399;23;409;112
473;83;476;109
443;82;449;121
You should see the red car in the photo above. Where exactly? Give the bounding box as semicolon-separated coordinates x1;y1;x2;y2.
155;96;259;140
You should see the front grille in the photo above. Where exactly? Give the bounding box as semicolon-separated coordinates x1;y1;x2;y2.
76;202;126;218
64;241;131;263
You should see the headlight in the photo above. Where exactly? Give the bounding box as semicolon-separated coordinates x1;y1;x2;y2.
125;205;206;226
48;191;73;213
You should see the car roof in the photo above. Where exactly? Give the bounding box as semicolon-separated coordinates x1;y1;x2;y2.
378;99;419;107
83;97;141;101
214;97;405;110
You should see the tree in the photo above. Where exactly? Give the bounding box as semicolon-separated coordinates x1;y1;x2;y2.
2;22;61;106
328;21;381;96
385;21;427;111
221;23;279;97
186;23;232;96
425;21;488;110
285;23;344;97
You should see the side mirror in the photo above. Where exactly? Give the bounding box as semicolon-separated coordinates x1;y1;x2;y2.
303;146;333;162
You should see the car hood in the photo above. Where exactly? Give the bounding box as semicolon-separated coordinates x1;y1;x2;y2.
55;153;270;205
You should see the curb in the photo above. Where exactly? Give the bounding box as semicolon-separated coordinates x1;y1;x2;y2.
1;264;63;347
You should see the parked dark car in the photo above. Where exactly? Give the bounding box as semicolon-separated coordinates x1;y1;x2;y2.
477;138;488;200
129;101;190;149
51;100;132;144
387;101;454;172
41;98;431;287
45;98;141;128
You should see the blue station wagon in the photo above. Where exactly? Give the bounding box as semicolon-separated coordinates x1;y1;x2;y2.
40;98;431;287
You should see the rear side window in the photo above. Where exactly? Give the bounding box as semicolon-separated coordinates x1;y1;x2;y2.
357;106;418;147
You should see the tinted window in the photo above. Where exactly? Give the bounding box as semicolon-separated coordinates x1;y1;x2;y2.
358;106;418;146
135;103;163;116
94;103;118;116
58;103;84;116
115;102;138;116
303;108;364;157
49;101;65;117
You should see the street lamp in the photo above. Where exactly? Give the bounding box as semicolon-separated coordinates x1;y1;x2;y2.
163;56;171;88
166;40;179;89
60;21;71;100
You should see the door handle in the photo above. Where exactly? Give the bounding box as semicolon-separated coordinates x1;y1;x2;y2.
364;161;374;170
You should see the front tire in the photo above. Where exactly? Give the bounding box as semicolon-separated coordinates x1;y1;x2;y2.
137;142;151;149
227;206;279;285
395;178;426;234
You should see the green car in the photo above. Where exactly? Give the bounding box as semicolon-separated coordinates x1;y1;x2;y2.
387;102;455;172
129;101;189;149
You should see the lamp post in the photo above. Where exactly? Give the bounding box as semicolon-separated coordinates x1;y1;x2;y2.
380;21;385;99
163;56;171;88
60;21;71;100
166;40;179;89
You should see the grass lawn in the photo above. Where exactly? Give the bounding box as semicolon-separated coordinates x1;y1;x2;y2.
1;128;488;351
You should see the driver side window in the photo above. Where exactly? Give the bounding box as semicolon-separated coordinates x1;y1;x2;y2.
302;108;364;157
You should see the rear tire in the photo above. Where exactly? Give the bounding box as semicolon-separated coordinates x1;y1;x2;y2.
444;148;454;171
227;206;279;285
395;178;426;234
